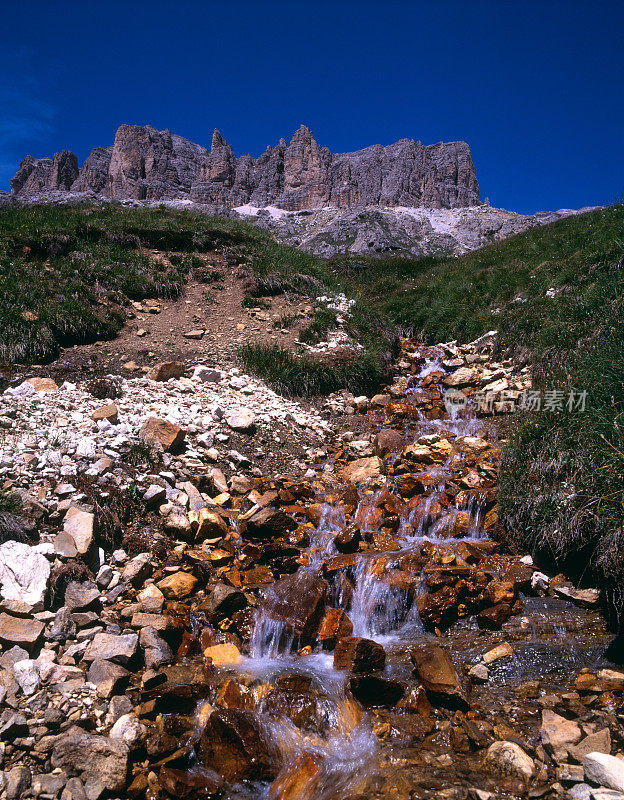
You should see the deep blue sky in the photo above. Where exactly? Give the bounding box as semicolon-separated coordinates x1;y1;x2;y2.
1;0;622;213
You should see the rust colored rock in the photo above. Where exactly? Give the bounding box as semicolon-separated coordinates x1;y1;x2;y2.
416;585;461;630
139;417;185;452
318;608;353;650
149;361;185;381
486;580;516;606
476;602;513;630
263;571;327;648
374;428;404;458
157;572;197;600
159;766;223;799
334;637;386;673
396;474;426;498
268;752;322;800
198;709;281;782
349;675;405;707
244;507;297;539
334;523;361;554
216;679;252;710
263;689;322;731
91;403;119;424
342;456;383;484
410;644;469;710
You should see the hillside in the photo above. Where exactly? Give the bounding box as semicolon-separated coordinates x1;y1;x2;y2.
1;201;624;799
1;201;623;625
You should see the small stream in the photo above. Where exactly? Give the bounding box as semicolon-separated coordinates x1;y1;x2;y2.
171;347;614;800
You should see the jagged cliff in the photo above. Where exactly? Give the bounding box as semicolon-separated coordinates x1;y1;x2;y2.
9;123;480;210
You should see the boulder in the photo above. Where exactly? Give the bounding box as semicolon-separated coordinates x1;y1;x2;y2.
51;731;129;791
334;637;385;672
139;417;185;452
540;710;582;756
262;572;327;647
442;368;479;387
0;613;44;650
198;709;281;782
410;644;469;709
204;643;242;667
24;377;59;392
190;507;228;539
13;658;41;695
373;429;404;457
318;608;353;650
569;729;611;763
64;580;100;611
122;552;152;585
485;741;536;781
0;541;50;610
137;584;165;613
149;361;185;381
110;713;147;749
348;675;405;706
159;766;223;799
83;633;138;666
583;752;624;792
157;572;197;600
198;583;247;622
342;456;383;484
267;752;322;800
91;403;119;424
226;409;256;433
245;507;297;539
86;659;130;698
62;508;95;555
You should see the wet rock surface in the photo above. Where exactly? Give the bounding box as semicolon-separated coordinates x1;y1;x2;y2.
0;335;620;800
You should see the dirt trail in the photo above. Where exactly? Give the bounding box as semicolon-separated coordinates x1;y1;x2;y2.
43;255;314;381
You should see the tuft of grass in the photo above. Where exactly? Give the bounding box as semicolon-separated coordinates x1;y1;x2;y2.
239;343;389;398
298;308;337;345
242;296;270;310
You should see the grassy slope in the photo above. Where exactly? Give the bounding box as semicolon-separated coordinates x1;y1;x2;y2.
0;203;336;363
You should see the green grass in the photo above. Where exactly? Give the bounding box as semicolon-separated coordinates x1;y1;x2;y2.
298;308;338;345
0;203;339;363
239;343;390;397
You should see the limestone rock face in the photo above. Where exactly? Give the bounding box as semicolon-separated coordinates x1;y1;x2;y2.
106;124;209;200
10;150;78;194
71;146;112;193
11;122;480;210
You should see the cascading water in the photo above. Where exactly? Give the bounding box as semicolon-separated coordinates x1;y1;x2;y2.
195;345;499;798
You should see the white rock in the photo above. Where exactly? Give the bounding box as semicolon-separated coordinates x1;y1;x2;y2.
76;438;97;458
13;659;41;696
226;409;255;432
485;741;536;781
110;713;147;748
0;541;51;609
584;753;624;793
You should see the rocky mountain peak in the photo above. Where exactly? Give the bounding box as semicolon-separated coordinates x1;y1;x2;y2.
9;122;481;210
211;129;227;150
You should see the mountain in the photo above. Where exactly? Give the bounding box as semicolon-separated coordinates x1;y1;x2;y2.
6;123;595;258
9;123;480;210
